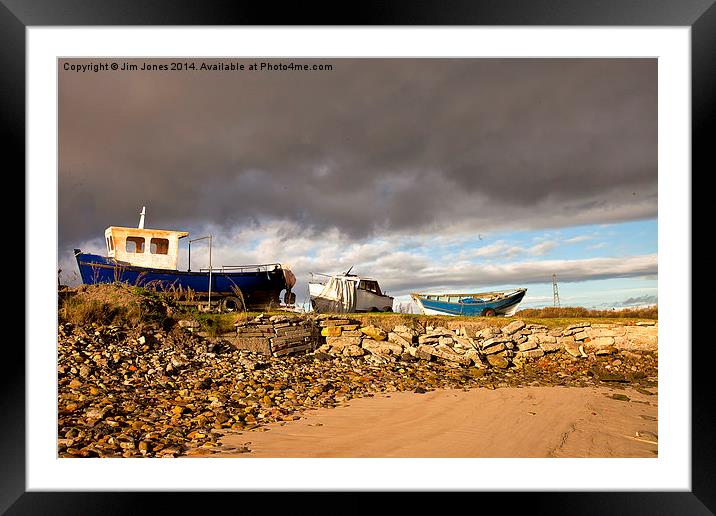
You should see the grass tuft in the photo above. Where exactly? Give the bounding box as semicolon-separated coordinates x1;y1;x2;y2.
58;283;171;328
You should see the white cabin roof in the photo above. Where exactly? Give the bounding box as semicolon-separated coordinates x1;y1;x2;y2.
104;226;188;270
105;226;189;239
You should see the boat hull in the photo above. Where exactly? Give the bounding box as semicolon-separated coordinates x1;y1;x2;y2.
412;289;526;317
75;251;288;309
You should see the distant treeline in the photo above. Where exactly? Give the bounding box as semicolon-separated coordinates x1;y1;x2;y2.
516;306;658;319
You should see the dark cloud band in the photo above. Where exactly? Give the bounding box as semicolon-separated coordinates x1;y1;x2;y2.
59;58;656;252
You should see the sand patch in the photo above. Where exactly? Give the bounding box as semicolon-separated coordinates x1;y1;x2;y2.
216;385;657;458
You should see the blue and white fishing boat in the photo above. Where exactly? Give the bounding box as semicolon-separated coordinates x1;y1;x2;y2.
74;207;296;310
411;288;527;317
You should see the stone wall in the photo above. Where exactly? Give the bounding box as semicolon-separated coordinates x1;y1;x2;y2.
222;314;657;369
234;314;320;356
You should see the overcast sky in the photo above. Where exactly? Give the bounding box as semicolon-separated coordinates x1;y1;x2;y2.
58;58;657;308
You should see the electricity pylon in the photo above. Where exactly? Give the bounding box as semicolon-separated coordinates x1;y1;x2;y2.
552;274;561;308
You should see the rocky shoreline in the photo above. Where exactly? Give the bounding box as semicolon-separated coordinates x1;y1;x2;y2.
58;314;657;458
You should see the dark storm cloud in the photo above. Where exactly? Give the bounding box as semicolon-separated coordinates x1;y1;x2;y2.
59;58;656;249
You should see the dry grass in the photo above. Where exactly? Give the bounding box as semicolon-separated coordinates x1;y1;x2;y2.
142;280;197;303
516;305;658;319
58;283;170;328
194;313;238;336
228;285;247;312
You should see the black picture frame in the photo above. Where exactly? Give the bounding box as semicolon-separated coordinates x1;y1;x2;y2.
7;0;708;513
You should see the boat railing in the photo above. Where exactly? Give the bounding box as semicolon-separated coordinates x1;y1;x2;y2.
199;263;282;273
309;272;332;283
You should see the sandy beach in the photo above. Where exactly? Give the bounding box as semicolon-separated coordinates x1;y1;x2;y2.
216;385;657;458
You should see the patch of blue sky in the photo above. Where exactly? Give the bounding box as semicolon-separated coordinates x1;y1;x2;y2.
520;277;657;309
421;218;657;263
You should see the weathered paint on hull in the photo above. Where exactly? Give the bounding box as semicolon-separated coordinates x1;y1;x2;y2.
75;251;287;309
412;290;526;317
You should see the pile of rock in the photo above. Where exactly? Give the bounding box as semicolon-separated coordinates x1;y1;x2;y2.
313;318;657;370
235;314;319;357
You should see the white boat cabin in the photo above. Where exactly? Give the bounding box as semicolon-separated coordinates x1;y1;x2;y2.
308;273;394;312
104;226;188;270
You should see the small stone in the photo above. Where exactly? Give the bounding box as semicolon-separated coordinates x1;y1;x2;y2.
400;352;418;362
388;332;412;347
464;349;486;368
360;325;387;341
438;336;454;346
598;372;628;382
85;406;109;420
595;345;618;356
418;335;440;345
521;349;544;359
321;326;342;337
362;339;403;356
415;345;434;361
487;355;510;369
476;327;500;340
517;340;538;352
326;336;362;351
343;345;365;357
482;342;506;355
566;322;591;331
563;338;582;358
501;320;526;335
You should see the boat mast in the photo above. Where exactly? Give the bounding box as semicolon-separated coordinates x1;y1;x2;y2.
138;206;146;229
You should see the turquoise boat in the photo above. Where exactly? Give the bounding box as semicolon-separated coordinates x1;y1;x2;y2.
411;288;527;317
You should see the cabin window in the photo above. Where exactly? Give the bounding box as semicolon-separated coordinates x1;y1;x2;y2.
108;236;114;250
358;280;382;295
105;237;112;253
126;236;145;253
150;238;169;255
